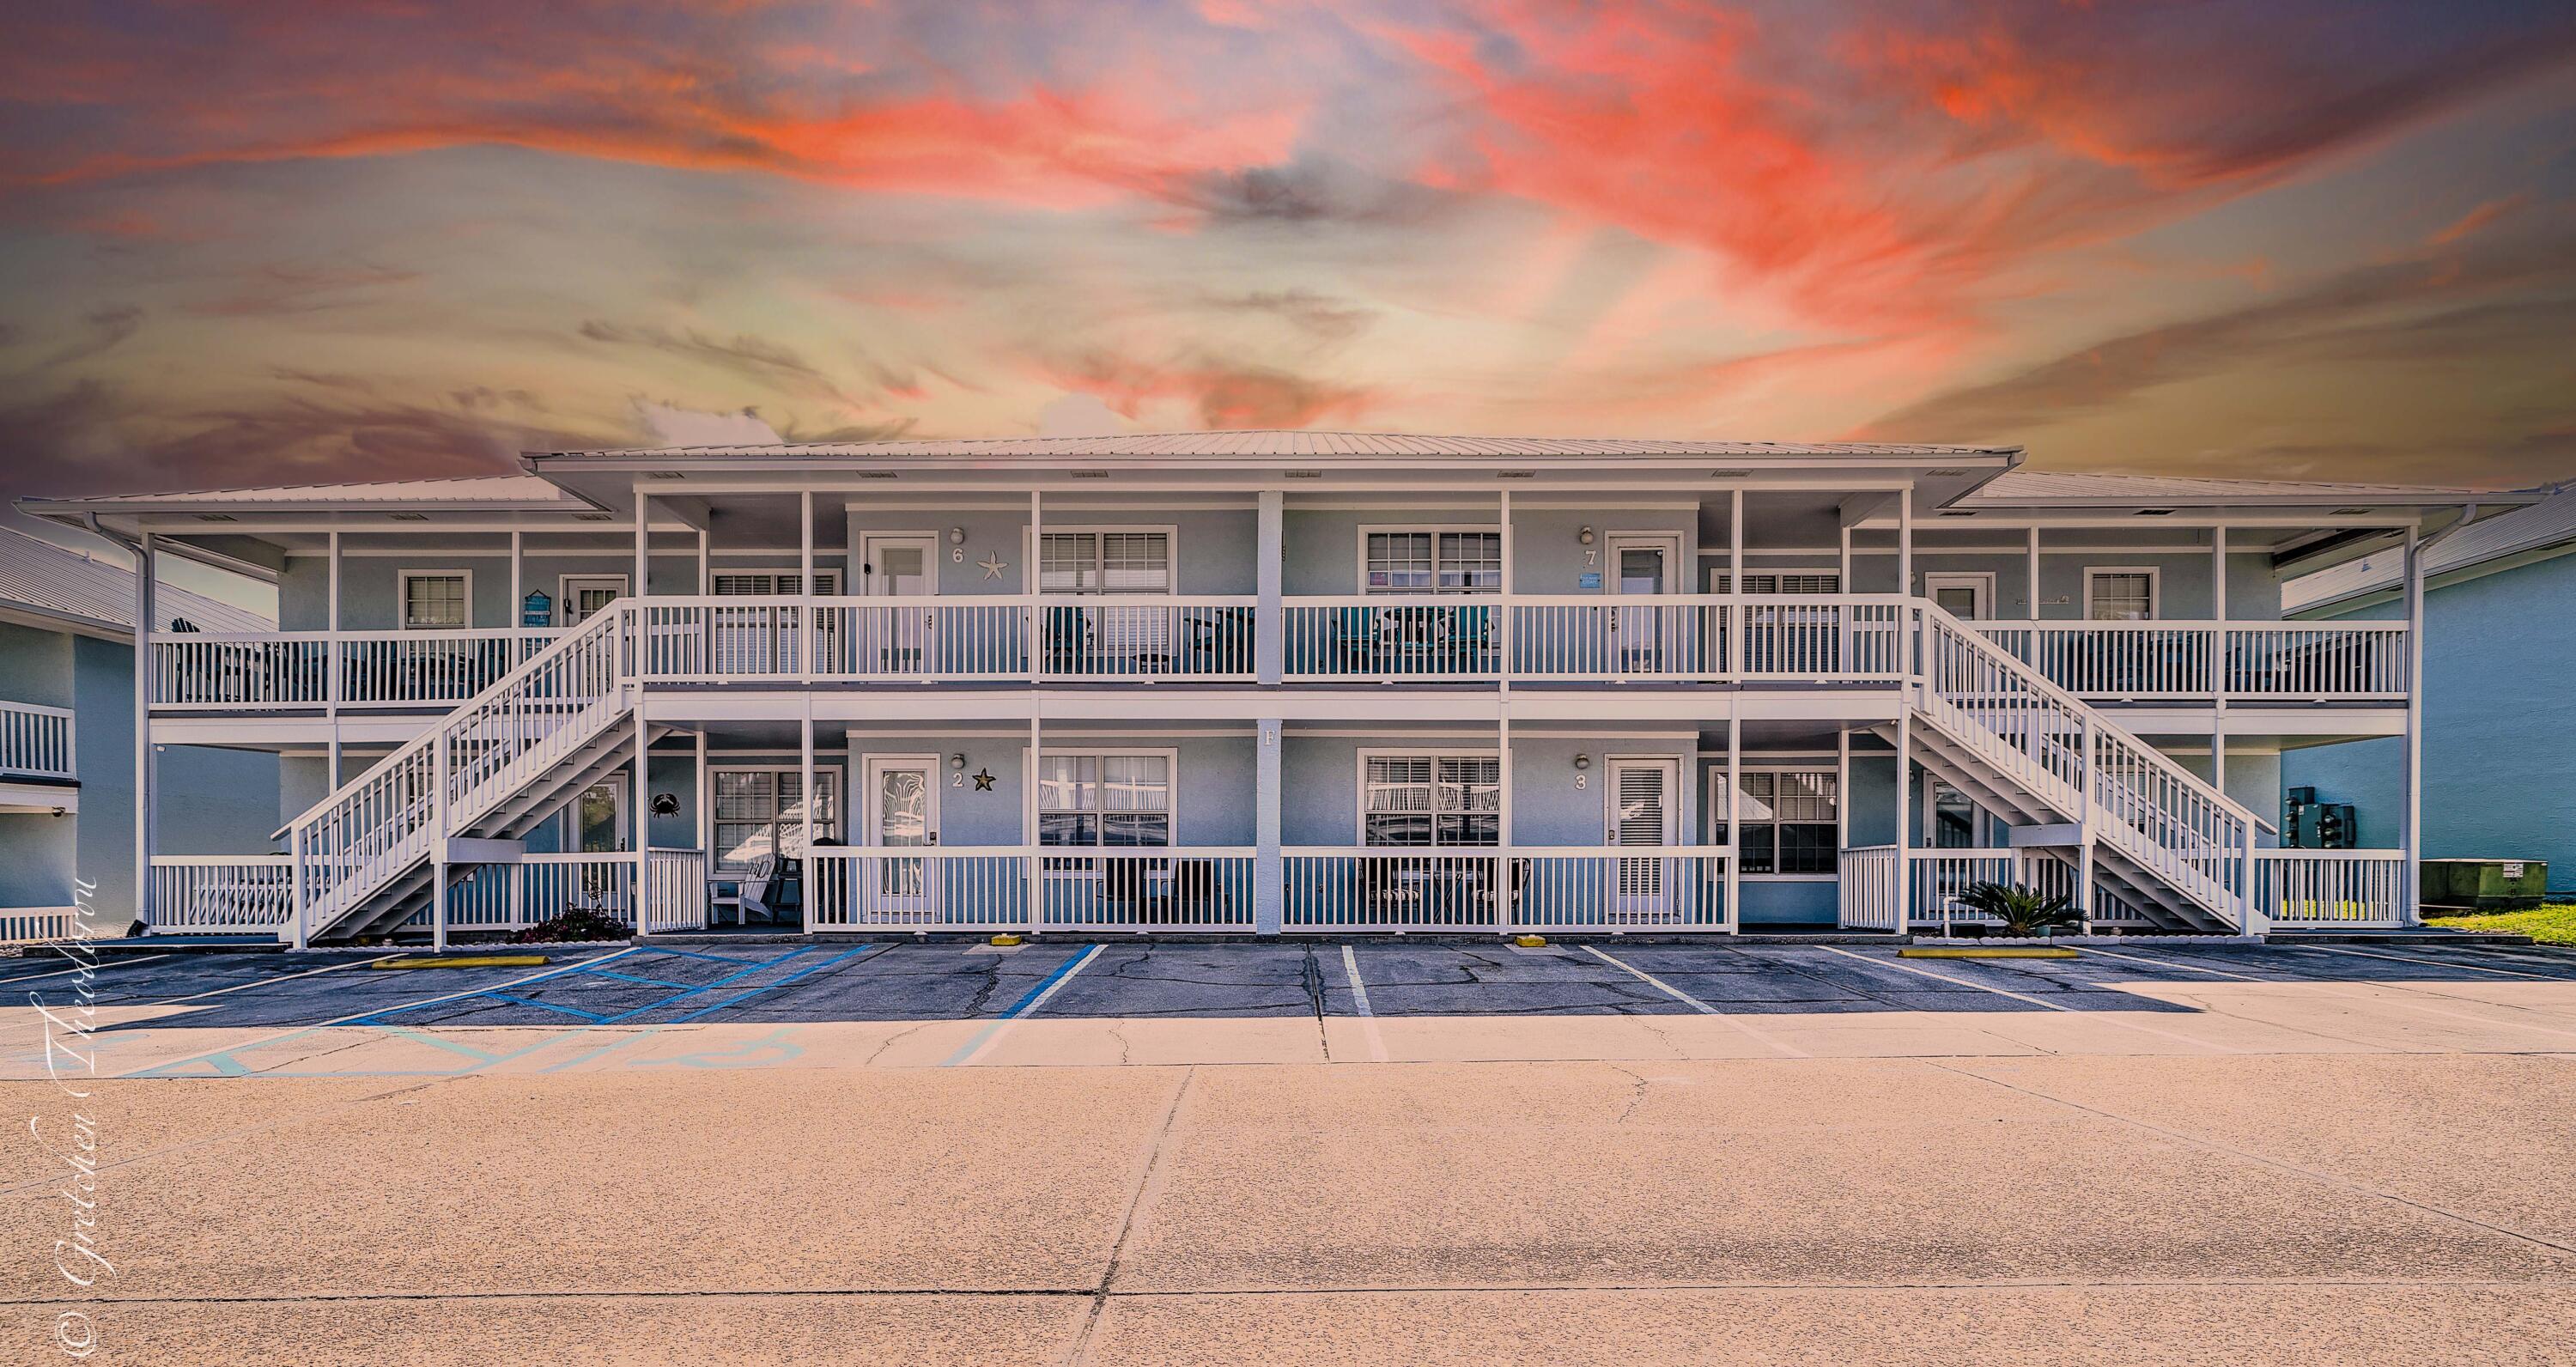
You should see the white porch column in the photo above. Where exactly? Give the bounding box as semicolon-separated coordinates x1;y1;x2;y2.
132;532;155;928
799;489;815;684
1498;489;1513;690
694;729;710;859
799;708;817;934
1723;713;1741;933
1496;714;1513;937
2403;522;2426;923
2212;527;2228;788
697;528;710;594
1898;486;1914;598
1255;718;1283;934
1025;716;1042;934
1256;489;1284;684
507;529;522;623
1893;707;1911;932
327;529;343;787
1834;726;1850;922
1728;489;1745;590
633;490;649;602
2025;526;2039;619
1028;491;1043;685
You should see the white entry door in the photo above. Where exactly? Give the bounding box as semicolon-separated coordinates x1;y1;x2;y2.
860;534;939;678
1607;758;1680;920
1924;574;1991;620
558;575;626;627
862;756;939;920
1605;535;1677;673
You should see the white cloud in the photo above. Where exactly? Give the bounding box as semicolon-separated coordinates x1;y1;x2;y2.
1036;392;1127;439
632;400;787;447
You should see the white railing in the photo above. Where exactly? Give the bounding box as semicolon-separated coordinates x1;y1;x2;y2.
1038;848;1258;929
1739;598;1911;678
808;847;1031;933
1509;598;1716;680
0;908;77;945
404;852;639;933
815;599;1023;680
1036;600;1258;680
0;701;74;781
1972;621;2408;701
283;605;629;942
642;848;708;933
151;629;562;709
1918;602;2257;928
1282;848;1505;931
1283;599;1504;680
1512;847;1730;932
2257;849;2409;927
150;855;293;934
1838;846;1900;931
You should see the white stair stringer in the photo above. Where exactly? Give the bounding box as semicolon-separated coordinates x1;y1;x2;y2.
281;605;635;943
1900;601;2261;932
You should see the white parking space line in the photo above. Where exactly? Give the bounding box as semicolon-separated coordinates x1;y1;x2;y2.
1583;946;1807;1058
1814;945;2246;1054
2079;945;2265;981
0;953;173;987
2300;945;2576;981
1340;945;1388;1063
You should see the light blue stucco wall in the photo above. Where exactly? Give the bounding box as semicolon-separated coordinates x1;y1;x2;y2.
1863;550;2284;619
2286;553;2576;889
2;624;277;919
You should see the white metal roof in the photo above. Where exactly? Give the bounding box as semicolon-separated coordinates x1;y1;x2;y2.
1958;470;2487;506
2286;484;2576;613
51;474;587;507
0;528;273;635
537;431;2023;461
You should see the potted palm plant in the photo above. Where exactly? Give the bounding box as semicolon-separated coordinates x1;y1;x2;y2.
1953;881;2081;939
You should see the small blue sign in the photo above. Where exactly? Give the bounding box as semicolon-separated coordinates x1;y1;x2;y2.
1577;572;1602;590
520;590;553;628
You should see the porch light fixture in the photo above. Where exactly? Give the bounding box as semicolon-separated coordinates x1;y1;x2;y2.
951;753;968;771
949;526;966;546
1572;752;1591;771
1577;526;1595;545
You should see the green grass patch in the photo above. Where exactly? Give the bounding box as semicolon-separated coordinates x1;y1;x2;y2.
2426;902;2576;945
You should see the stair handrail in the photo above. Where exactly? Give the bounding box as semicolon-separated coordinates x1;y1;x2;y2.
1911;598;2259;915
276;602;633;936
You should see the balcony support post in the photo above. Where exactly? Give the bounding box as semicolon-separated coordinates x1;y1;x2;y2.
1255;718;1282;935
134;531;155;929
1728;489;1745;678
1892;703;1910;933
1025;716;1042;935
328;529;343;785
1898;485;1914;597
1028;491;1042;686
2212;526;2228;789
1497;489;1512;689
1724;713;1741;933
633;490;649;605
2025;527;2039;621
1256;490;1283;685
799;489;815;683
2402;521;2424;924
1496;714;1513;937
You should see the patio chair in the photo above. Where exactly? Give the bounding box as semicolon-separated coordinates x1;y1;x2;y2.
1043;605;1095;676
1169;859;1232;922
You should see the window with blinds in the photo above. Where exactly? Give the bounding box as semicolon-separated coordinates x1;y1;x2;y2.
1037;753;1172;848
1040;532;1170;594
1364;531;1501;593
1708;571;1841;594
712;769;839;872
1723;769;1838;875
712;571;839;595
1363;754;1499;846
401;573;469;629
2086;570;2155;621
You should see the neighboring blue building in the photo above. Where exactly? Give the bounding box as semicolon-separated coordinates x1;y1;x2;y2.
2284;486;2576;892
0;528;282;935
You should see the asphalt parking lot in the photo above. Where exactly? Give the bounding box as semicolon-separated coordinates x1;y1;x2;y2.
21;937;2576;1040
10;937;2576;1364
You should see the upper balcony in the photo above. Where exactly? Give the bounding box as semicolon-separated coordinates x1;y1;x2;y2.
145;595;2409;708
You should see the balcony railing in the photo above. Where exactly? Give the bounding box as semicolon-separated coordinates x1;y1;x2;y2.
0;701;75;781
149;598;2409;707
1973;621;2409;701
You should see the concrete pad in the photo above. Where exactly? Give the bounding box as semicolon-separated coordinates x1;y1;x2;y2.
966;1017;1334;1067
27;1292;1087;1366
1957;1053;2576;1249
0;1078;402;1190
1084;1285;2576;1366
0;1069;1184;1300
1114;1060;2576;1291
1320;1013;1695;1063
2131;983;2576;1054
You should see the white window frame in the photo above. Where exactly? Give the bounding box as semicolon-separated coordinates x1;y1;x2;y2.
556;574;628;626
712;568;841;596
2082;566;2160;621
1034;525;1180;595
1354;747;1503;848
1707;567;1841;594
1922;572;1995;619
708;763;843;874
398;568;472;630
1710;764;1840;880
1036;747;1182;860
1601;753;1686;845
1355;524;1504;596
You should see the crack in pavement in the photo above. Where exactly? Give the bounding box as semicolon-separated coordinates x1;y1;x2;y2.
1066;1065;1195;1366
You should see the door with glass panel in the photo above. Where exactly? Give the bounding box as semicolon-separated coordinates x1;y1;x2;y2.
1605;535;1675;673
1607;758;1680;920
857;535;936;678
567;781;625;916
859;758;936;920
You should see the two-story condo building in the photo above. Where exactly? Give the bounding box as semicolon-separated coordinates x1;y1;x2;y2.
18;433;2511;946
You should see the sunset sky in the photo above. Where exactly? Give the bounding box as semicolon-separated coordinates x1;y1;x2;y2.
3;0;2574;513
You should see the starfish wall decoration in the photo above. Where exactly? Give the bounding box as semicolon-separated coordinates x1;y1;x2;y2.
977;552;1007;580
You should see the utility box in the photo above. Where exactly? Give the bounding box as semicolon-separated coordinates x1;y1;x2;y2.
2421;859;2548;912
